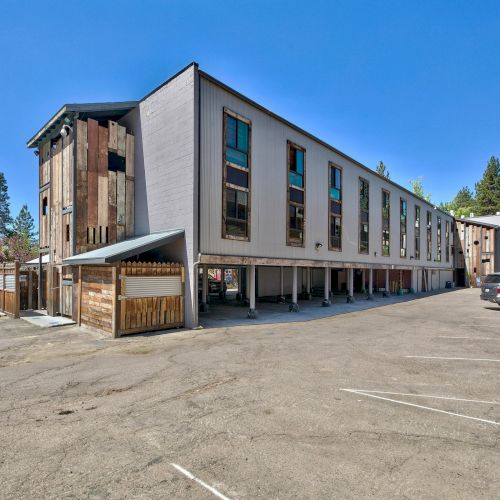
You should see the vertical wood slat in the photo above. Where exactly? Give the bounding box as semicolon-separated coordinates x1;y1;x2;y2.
98;125;109;244
76;120;88;253
108;171;117;244
87;119;99;241
116;171;126;241
108;121;118;152
117;125;126;157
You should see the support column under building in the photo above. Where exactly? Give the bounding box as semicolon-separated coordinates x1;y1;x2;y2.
247;265;257;318
367;268;374;300
362;269;366;292
384;268;391;297
289;266;299;312
411;269;417;293
200;265;209;312
322;267;331;306
278;266;286;303
305;267;312;300
347;268;355;303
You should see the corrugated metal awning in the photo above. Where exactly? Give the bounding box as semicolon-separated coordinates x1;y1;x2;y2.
62;229;184;265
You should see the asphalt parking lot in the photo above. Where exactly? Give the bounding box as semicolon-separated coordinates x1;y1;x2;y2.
0;288;498;499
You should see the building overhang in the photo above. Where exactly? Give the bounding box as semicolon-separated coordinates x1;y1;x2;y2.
62;230;184;266
27;101;138;149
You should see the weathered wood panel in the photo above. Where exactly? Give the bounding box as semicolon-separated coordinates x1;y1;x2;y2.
117;124;126;157
76;120;88;253
0;262;20;318
126;134;135;177
116;171;126;242
39;188;50;249
125;179;134;238
80;266;114;334
98;125;109;244
108;121;118;152
108;170;117;244
87;119;99;244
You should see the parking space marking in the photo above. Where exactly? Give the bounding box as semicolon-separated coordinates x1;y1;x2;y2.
170;463;232;500
437;336;499;340
341;389;500;427
344;389;500;405
405;355;500;362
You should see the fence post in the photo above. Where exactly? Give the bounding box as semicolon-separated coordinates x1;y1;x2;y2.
111;265;120;338
14;261;20;318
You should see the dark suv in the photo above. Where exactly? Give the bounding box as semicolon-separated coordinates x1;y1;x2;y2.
480;273;500;307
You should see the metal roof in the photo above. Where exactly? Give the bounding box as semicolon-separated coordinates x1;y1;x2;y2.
458;214;500;228
25;254;50;265
62;229;184;265
27;101;138;149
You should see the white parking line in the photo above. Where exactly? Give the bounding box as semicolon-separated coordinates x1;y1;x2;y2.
341;389;500;426
170;463;232;500
405;355;500;362
438;336;499;340
345;389;500;405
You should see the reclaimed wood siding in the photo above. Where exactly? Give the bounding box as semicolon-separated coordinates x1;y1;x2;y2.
80;266;114;333
0;262;20;318
119;262;184;335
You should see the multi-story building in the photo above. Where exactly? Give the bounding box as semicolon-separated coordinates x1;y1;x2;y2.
27;63;454;333
454;214;500;286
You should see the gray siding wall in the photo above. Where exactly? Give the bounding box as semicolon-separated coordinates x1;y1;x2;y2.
199;77;454;270
120;65;199;327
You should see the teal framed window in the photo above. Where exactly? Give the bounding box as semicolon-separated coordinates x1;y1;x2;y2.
359;178;369;254
287;141;306;246
400;198;407;258
382;189;390;256
329;163;342;250
223;109;251;240
415;205;421;260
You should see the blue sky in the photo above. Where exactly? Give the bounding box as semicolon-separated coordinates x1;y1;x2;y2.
1;0;499;224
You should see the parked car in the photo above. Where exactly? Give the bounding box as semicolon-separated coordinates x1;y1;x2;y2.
480;273;500;307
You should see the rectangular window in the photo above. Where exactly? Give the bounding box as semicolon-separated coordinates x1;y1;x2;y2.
42;196;48;216
381;189;390;256
287;142;306;246
223;110;251;239
414;205;421;260
427;211;432;261
437;216;442;262
65;224;70;242
329;164;342;250
445;220;450;262
400;198;407;258
359;178;369;254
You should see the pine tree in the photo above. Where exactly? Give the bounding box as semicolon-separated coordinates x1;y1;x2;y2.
409;177;432;202
13;204;37;242
376;161;390;179
474;156;500;216
0;172;12;237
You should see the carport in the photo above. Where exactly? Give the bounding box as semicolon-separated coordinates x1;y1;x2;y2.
63;230;185;337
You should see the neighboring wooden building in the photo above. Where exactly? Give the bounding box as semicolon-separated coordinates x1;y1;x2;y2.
28;63;456;333
454;214;500;286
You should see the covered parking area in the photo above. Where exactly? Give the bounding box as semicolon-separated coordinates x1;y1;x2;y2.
196;256;438;325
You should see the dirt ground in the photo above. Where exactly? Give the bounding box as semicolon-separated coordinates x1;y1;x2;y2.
0;288;498;499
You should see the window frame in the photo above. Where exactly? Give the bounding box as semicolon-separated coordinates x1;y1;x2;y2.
222;108;252;241
358;177;369;254
414;205;421;260
436;216;442;262
286;140;306;247
400;198;407;258
445;220;450;262
381;188;390;257
329;163;342;251
426;210;432;261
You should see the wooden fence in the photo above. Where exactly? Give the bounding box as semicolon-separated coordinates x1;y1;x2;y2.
0;262;20;318
118;262;184;336
77;261;184;337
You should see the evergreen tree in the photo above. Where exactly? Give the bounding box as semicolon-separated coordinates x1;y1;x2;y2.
409;177;432;202
0;172;12;237
474;156;500;216
13;204;37;242
376;161;390;179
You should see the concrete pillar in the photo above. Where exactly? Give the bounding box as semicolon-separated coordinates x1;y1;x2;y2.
411;269;417;293
247;265;257;318
361;269;366;292
278;266;286;303
219;267;226;299
305;267;312;300
289;266;299;312
384;269;391;297
347;268;355;303
322;267;331;306
200;265;209;312
367;268;374;300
